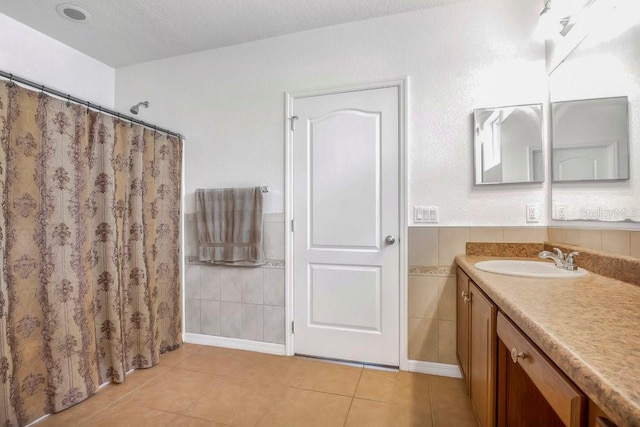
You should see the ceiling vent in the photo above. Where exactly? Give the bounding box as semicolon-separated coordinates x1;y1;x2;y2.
56;3;90;23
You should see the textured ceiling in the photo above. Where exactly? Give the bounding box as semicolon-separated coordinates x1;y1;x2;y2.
0;0;463;68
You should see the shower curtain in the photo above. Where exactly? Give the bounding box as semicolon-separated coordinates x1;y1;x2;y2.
0;82;182;426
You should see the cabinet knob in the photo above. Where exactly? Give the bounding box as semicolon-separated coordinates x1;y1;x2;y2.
510;347;528;364
461;291;471;303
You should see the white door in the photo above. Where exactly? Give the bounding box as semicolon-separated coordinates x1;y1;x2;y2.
553;144;617;181
291;86;400;366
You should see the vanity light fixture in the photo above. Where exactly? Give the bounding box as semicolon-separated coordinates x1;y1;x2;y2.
535;0;563;40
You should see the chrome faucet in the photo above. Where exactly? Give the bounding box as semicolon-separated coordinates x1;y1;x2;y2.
539;247;565;267
539;247;579;271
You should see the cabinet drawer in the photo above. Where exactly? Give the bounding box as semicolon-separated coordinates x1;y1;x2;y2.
497;313;586;427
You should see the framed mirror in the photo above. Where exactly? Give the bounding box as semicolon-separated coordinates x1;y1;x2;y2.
549;11;639;222
473;104;544;185
551;96;629;182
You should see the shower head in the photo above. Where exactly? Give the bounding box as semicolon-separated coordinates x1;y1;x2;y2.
130;101;149;115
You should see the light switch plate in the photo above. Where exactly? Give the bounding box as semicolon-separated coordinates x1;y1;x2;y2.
414;206;438;223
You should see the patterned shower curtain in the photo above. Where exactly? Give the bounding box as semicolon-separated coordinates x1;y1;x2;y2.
0;82;182;426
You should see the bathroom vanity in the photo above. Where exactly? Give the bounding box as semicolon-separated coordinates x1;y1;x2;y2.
455;255;640;427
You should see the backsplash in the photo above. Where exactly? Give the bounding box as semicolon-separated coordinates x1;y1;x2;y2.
184;212;285;345
544;242;640;286
465;243;543;257
548;227;640;259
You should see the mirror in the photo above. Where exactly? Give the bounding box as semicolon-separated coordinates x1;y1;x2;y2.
551;96;629;182
473;104;544;185
549;8;640;222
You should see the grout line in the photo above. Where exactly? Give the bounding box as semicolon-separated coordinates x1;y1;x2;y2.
427;374;435;426
286;384;358;399
343;396;355;427
353;366;364;398
343;367;363;427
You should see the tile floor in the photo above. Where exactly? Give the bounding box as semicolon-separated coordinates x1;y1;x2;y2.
35;344;478;427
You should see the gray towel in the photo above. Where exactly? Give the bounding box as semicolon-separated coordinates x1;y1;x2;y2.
195;187;264;265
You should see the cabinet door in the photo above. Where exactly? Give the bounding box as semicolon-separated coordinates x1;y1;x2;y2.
470;282;497;427
497;313;586;427
456;267;470;390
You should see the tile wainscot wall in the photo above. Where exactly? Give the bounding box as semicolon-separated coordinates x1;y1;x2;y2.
183;216;639;366
184;212;286;345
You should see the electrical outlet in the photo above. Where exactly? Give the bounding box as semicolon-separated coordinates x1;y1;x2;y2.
526;204;539;223
414;206;439;223
554;204;568;221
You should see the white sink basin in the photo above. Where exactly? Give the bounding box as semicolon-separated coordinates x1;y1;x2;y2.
474;260;588;278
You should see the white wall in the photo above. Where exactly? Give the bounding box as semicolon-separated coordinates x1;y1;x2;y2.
0;13;114;108
115;0;547;225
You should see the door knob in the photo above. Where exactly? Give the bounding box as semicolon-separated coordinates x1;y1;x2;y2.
385;235;396;245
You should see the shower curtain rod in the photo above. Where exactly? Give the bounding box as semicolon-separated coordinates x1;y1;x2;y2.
0;69;182;139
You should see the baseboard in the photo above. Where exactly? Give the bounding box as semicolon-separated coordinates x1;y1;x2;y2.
184;333;286;356
407;359;462;378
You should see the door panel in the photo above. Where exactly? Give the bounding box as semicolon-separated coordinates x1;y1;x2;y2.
292;86;399;366
309;264;381;331
310;111;380;249
553;145;615;180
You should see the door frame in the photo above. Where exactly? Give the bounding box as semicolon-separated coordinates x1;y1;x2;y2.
284;78;409;370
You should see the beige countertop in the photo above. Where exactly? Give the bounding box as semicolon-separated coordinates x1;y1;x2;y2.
455;255;640;427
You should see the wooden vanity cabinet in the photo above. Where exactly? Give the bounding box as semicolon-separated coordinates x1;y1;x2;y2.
497;313;587;427
589;400;617;427
456;267;470;389
456;267;497;427
470;281;497;427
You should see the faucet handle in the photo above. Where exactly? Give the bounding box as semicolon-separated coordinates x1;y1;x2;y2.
553;247;565;260
564;252;579;270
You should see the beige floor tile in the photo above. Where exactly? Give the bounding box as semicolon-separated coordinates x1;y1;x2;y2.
432;408;478;427
35;395;116;426
287;357;363;396
78;400;178;427
231;354;299;386
345;398;432;426
184;377;287;426
34;346;477;427
176;346;268;376
98;364;170;400
256;387;352;427
355;369;431;408
428;375;472;412
127;367;224;413
168;414;229;426
159;343;207;366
